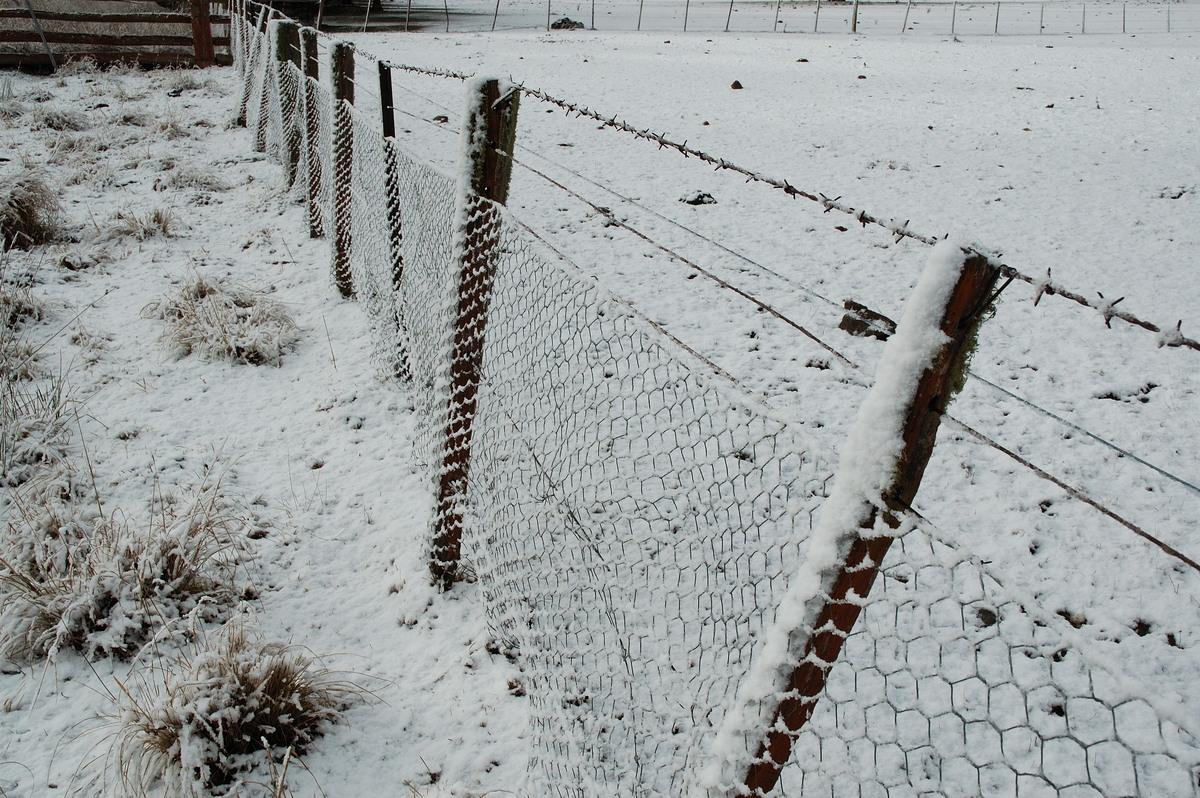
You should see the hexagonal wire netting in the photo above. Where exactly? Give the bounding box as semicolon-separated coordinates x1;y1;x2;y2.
234;6;1200;796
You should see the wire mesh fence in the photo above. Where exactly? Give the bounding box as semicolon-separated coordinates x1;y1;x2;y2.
319;0;1200;35
230;3;1200;794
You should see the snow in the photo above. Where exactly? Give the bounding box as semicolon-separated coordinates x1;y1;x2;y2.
2;13;1199;798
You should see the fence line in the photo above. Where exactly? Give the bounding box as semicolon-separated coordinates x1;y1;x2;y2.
373;60;1200;354
323;0;1200;36
230;2;1200;794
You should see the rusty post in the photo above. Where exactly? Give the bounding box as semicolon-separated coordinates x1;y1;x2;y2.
300;26;323;238
190;0;215;68
330;40;355;297
430;78;520;591
739;252;1000;796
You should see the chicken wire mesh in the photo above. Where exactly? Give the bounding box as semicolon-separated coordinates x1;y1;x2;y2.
231;7;1200;795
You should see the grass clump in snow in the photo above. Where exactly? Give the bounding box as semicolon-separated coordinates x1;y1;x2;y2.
143;275;301;367
106;206;179;241
113;619;362;796
0;470;253;661
0;370;72;487
0;174;62;251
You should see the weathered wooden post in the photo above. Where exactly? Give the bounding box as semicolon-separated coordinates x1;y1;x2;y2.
190;0;215;68
300;26;324;238
717;246;1002;796
330;40;355;298
951;0;958;34
430;78;520;591
273;19;302;186
254;8;273;151
901;0;911;32
378;60;411;381
851;0;859;31
237;4;268;127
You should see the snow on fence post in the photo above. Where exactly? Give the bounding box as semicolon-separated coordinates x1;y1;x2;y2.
272;19;302;187
707;243;1001;797
300;25;323;239
430;78;520;591
378;60;411;381
254;9;273;151
331;40;356;298
237;4;267;128
190;0;216;68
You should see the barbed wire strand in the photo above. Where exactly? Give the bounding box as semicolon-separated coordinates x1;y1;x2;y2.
512;142;1200;501
942;414;1200;573
509;80;1199;353
511;165;1200;576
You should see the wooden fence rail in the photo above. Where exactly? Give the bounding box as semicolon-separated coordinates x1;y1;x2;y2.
0;1;231;69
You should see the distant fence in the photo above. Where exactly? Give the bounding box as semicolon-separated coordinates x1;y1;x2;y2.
231;2;1200;795
0;0;232;69
326;0;1200;35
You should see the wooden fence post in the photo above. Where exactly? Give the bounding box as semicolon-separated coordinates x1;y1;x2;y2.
330;40;355;298
254;9;272;152
273;20;302;186
430;78;520;591
190;0;215;68
300;26;323;239
735;250;1001;796
237;4;267;127
378;60;411;381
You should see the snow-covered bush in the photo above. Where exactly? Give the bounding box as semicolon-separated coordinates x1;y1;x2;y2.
113;620;361;796
142;275;301;367
0;473;252;661
0;174;62;251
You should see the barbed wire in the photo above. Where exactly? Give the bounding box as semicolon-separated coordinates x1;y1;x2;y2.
368;56;1200;352
372;56;1200;571
515;156;1200;576
512;82;1200;352
511;145;1200;501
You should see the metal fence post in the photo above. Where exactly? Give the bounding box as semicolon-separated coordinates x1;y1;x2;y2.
430;78;520;591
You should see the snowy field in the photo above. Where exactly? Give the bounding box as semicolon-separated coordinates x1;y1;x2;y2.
1;12;1198;798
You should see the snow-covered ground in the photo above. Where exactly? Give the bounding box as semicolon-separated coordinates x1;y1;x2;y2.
1;15;1198;798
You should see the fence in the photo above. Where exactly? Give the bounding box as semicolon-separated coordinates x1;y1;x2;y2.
324;0;1200;35
0;0;231;69
231;2;1200;795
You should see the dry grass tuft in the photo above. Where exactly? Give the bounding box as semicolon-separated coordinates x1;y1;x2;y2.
143;275;301;367
0;369;72;486
105;207;178;241
113;619;362;795
1;174;63;251
31;105;90;132
0;471;252;661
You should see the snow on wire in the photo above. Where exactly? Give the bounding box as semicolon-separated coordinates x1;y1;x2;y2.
232;5;1200;796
